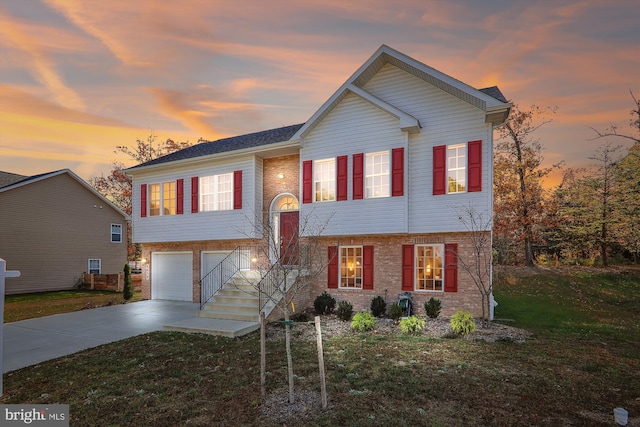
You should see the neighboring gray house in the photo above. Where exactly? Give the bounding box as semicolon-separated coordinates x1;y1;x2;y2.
0;169;130;294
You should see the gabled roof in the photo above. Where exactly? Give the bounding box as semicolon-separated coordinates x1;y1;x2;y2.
292;44;511;139
0;169;130;220
127;123;303;172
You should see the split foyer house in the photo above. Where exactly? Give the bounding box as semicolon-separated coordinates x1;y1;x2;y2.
127;45;511;322
0;169;129;294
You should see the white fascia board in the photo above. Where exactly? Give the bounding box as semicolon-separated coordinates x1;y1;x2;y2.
346;84;421;133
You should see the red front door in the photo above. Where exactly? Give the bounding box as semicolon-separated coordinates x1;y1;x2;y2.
280;211;299;265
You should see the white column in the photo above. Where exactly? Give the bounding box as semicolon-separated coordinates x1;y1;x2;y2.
0;258;21;396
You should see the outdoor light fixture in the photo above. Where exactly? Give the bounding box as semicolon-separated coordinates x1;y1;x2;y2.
277;173;285;179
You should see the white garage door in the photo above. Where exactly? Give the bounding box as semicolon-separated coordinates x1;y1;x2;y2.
201;251;232;279
152;252;193;301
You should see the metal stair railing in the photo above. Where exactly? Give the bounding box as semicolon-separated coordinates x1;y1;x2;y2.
258;243;311;314
199;246;252;309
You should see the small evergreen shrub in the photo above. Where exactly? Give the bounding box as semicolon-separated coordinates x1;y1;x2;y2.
400;315;426;334
388;302;403;321
351;312;376;332
450;310;476;336
424;297;442;319
123;264;134;300
336;301;354;321
314;291;336;315
370;295;387;317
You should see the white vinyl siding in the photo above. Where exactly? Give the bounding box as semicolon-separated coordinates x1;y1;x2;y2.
132;156;262;243
300;92;407;236
361;63;492;233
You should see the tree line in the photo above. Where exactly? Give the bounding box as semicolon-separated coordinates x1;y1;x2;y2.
91;93;640;267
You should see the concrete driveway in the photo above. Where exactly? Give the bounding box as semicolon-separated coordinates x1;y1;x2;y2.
2;300;199;373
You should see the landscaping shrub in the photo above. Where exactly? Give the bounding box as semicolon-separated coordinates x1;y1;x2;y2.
351;312;376;332
123;264;134;300
314;291;336;315
400;315;426;334
424;297;442;319
388;302;403;321
336;300;354;321
450;310;476;336
370;295;386;317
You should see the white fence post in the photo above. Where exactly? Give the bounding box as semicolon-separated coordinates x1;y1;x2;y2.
1;258;21;397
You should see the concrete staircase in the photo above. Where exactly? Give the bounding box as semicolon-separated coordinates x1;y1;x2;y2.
164;271;280;337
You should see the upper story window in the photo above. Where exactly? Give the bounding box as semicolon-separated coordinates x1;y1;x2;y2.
111;224;122;243
447;144;466;193
148;182;176;216
200;173;233;211
365;151;390;198
314;159;335;202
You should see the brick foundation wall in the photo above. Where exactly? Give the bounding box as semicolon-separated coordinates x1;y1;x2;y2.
140;230;490;319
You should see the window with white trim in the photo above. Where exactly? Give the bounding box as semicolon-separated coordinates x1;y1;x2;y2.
314;159;335;202
340;246;362;288
447;144;466;193
148;182;176;216
111;224;122;243
416;244;443;291
88;259;101;274
365;151;390;198
200;173;233;211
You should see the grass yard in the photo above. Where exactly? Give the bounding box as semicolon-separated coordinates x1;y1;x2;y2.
2;267;639;426
3;290;143;323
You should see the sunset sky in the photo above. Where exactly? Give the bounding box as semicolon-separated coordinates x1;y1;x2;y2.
1;0;638;185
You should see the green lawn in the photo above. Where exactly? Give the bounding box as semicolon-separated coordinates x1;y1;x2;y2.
4;290;143;323
2;267;639;426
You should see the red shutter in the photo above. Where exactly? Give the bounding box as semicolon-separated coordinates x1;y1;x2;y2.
352;153;364;200
337;155;348;201
392;147;404;197
302;160;313;204
433;145;446;195
362;246;374;290
402;244;414;291
444;243;458;292
327;246;338;288
140;184;147;218
176;179;184;214
233;170;242;210
468;140;482;192
191;177;199;213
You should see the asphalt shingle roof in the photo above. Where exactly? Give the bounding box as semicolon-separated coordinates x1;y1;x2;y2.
129;123;304;170
479;86;509;103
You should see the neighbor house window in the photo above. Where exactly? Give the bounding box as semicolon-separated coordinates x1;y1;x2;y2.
200;173;233;211
340;246;362;288
415;245;443;291
111;224;122;243
447;144;466;193
365;151;390;198
314;159;335;202
88;259;101;274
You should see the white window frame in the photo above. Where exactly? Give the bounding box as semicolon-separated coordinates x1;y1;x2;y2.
111;224;122;243
415;244;444;292
365;151;390;198
88;259;101;274
447;144;467;194
314;158;335;202
200;173;233;211
340;246;363;289
148;182;176;216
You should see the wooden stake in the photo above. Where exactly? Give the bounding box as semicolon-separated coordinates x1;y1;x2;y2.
315;315;328;409
260;311;266;400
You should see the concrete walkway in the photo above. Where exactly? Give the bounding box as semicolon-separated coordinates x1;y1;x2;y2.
2;300;199;373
